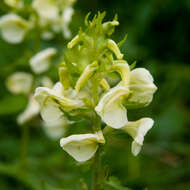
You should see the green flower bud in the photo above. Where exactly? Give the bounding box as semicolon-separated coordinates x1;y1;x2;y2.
107;39;123;60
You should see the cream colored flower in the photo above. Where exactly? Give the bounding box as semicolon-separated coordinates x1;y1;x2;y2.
125;68;157;108
0;14;31;44
122;118;154;156
32;0;59;27
43;116;69;140
40;76;54;88
17;95;40;125
6;72;33;94
29;48;57;74
95;86;130;129
60;132;105;162
34;82;84;122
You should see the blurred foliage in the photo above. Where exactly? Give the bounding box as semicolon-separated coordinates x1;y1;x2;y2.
0;0;190;190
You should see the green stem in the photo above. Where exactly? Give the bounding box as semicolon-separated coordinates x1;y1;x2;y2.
92;147;101;190
20;125;29;169
92;114;102;190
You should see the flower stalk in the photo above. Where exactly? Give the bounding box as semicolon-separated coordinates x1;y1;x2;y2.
20;125;29;169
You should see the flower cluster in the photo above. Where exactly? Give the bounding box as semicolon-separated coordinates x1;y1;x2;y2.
6;48;68;139
34;13;157;162
0;0;75;43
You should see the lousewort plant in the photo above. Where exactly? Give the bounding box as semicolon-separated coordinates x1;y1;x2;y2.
34;12;157;189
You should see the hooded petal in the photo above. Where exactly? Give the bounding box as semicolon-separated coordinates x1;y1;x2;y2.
34;82;84;122
95;86;130;129
122;118;154;156
110;62;130;86
75;61;98;93
107;39;123;60
125;68;157;108
29;48;57;74
6;72;33;94
60;133;104;162
17;96;40;125
41;98;63;122
0;14;30;43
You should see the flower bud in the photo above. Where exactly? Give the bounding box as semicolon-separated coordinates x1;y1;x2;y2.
107;39;123;60
75;61;98;93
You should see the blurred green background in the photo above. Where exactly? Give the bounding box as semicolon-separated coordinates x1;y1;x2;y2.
0;0;190;189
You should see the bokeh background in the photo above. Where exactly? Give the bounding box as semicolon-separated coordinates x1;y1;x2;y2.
0;0;190;189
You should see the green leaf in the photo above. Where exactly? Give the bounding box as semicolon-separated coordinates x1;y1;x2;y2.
130;61;136;70
0;95;27;115
103;176;132;190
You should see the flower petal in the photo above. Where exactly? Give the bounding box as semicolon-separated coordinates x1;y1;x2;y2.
32;0;59;24
0;14;30;43
111;62;130;86
62;7;73;39
29;48;57;74
122;118;154;156
60;133;104;162
95;86;130;129
6;72;33;94
43;116;68;139
125;68;157;108
41;98;63;122
17;96;40;125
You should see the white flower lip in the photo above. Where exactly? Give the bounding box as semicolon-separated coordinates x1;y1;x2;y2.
0;14;31;43
29;48;57;74
60;133;104;162
6;72;33;94
17;96;40;125
95;86;130;129
43;116;68;140
123;118;154;156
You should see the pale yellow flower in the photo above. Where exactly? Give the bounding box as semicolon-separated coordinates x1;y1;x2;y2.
0;14;31;43
122;118;154;156
34;82;84;122
95;86;130;129
60;132;105;162
17;95;40;125
29;48;57;74
6;72;33;94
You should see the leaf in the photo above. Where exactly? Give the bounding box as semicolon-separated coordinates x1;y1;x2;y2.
41;181;69;190
118;34;128;48
0;95;27;115
103;176;132;190
130;61;136;70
